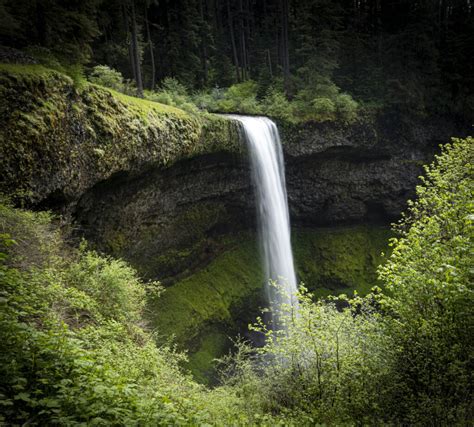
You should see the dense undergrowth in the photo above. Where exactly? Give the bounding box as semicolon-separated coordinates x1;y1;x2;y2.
1;138;472;424
89;65;360;124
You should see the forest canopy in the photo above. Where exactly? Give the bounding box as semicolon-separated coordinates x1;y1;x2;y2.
1;0;473;122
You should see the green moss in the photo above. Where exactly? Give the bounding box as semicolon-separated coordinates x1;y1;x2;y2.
147;236;264;347
293;225;392;298
0;63;65;80
105;86;188;117
186;329;231;385
152;226;391;347
0;64;240;206
149;225;391;382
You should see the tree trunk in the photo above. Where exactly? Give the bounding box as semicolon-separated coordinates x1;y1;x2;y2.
280;0;290;96
200;0;209;86
266;49;273;78
239;0;247;80
131;0;143;97
144;6;156;91
122;2;137;83
226;0;241;82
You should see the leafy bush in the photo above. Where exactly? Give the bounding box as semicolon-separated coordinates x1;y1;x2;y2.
310;97;336;121
291;74;359;123
216;80;262;114
88;65;124;91
0;201;231;425
64;245;149;323
193;89;220;111
223;287;392;424
159;77;188;96
144;77;200;114
335;93;359;123
262;88;294;122
377;137;474;423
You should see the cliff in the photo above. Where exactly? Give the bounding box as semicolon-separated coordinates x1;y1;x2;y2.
1;64;470;382
0;64;240;212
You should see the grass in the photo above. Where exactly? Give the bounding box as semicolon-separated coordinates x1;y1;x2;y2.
102;86;190;118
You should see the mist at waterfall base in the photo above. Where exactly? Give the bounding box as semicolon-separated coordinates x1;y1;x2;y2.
229;115;298;336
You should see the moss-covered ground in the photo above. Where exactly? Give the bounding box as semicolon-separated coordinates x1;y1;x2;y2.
148;225;391;382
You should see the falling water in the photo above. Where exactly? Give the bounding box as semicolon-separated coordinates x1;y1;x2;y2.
229;115;298;329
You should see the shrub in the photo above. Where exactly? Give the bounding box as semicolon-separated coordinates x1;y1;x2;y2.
217;80;262;114
0;201;215;425
159;77;188;96
310;97;336;121
378;137;474;423
335;93;358;123
64;245;148;323
88;65;124;91
262;88;294;123
144;77;200;113
234;286;392;424
193;90;220;111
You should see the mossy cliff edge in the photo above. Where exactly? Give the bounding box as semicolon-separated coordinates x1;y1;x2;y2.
0;64;240;209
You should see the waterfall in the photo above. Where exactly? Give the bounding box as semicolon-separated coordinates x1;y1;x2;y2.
230;115;298;329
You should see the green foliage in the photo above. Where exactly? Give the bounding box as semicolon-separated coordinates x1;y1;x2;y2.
238;288;391;424
192;87;225;112
291;74;359;123
65;245;150;323
88;65;125;92
2;0;99;64
144;77;200;114
0;200;237;425
160;77;188;96
262;88;295;123
310;97;336;122
335;93;359;123
216;81;262;114
377;137;474;423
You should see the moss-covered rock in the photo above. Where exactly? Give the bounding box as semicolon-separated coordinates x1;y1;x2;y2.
0;64;240;208
149;226;391;382
147;236;264;347
293;225;392;297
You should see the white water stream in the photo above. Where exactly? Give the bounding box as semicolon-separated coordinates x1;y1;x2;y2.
229;115;298;329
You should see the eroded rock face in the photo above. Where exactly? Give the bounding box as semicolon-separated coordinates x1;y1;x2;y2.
74;113;469;284
283;114;467;225
75;151;253;281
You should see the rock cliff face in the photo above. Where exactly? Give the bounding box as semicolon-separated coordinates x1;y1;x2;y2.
283;115;464;225
75;112;467;283
0;64;240;213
